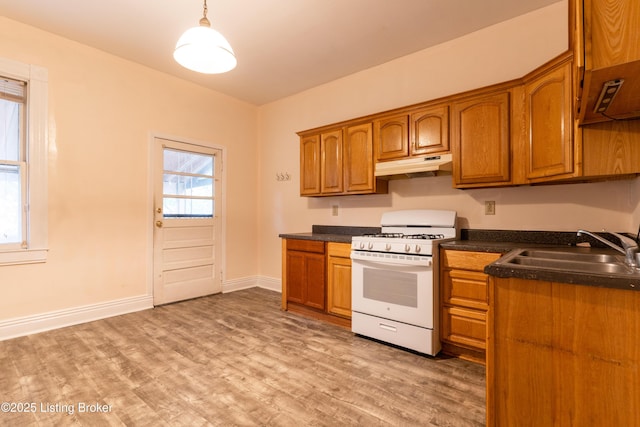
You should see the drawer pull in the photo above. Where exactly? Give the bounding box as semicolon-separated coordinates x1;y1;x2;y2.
379;323;397;332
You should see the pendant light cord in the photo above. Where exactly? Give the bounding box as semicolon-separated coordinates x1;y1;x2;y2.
200;0;210;27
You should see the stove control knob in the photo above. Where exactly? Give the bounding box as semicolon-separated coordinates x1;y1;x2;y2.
368;242;374;250
405;244;411;252
385;244;392;251
359;242;365;250
415;245;421;253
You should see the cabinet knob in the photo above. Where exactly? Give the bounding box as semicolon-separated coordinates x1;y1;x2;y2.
155;220;163;228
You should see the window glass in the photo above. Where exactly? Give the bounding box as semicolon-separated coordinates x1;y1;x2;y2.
162;148;215;218
0;78;25;246
0;99;21;161
0;164;22;243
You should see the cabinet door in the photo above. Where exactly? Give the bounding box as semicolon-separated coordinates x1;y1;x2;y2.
410;105;449;155
321;130;343;194
327;243;352;319
300;135;321;195
583;0;640;69
344;123;374;193
525;60;574;180
374;114;409;161
286;251;306;304
452;92;511;187
304;252;326;310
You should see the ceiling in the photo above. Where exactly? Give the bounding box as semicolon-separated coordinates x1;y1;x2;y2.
0;0;561;105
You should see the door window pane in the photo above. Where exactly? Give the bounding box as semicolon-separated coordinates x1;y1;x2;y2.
162;148;215;218
163;174;213;197
0;164;22;244
163;198;213;217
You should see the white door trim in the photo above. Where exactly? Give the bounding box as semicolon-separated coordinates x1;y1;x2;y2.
147;132;227;303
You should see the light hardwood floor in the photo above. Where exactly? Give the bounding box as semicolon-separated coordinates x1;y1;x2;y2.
1;288;485;426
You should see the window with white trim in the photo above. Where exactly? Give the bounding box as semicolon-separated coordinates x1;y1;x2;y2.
0;58;48;265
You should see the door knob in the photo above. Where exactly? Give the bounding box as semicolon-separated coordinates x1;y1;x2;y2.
155;220;163;228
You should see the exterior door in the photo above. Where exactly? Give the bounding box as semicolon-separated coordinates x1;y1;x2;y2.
153;137;222;305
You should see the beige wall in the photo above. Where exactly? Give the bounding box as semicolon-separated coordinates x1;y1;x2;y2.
257;1;639;280
2;1;638;328
0;18;258;321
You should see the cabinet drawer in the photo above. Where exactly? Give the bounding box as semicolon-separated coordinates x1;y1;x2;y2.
327;242;352;258
442;306;487;350
287;239;325;254
441;249;501;271
442;269;489;310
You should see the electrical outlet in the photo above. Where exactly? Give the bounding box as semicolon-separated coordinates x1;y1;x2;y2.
485;201;496;215
331;205;339;216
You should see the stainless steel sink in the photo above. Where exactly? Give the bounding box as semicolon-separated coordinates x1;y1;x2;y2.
496;248;637;275
517;249;621;263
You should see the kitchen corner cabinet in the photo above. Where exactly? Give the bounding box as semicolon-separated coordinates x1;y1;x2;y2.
451;90;512;188
374;104;449;162
326;242;352;319
298;123;387;197
440;249;501;363
283;239;325;310
486;276;640;426
523;53;579;182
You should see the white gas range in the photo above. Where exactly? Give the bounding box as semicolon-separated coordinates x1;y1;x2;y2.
351;209;457;356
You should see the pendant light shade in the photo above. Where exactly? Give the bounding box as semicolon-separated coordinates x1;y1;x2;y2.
174;0;237;74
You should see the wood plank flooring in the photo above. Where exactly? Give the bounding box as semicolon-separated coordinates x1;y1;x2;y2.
0;288;485;426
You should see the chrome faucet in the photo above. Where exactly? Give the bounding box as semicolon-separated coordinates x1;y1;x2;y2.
577;229;639;268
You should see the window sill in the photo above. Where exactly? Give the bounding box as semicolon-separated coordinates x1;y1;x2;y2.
0;248;48;266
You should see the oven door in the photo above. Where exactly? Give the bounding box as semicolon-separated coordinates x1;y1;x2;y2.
351;251;433;328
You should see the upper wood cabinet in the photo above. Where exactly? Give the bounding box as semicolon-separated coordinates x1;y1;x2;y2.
298;123;387;197
374;115;409;161
451;91;512;187
344;123;376;193
581;0;640;70
374;104;450;162
320;130;343;194
575;0;640;123
411;105;450;156
524;53;578;181
300;135;321;195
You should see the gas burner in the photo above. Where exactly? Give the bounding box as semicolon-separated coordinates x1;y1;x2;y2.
362;232;445;240
404;233;445;240
363;233;406;238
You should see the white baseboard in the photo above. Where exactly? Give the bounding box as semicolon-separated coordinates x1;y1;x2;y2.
1;276;282;341
223;275;282;293
0;295;153;341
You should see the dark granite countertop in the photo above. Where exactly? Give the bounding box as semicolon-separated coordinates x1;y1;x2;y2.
279;225;380;244
442;229;640;292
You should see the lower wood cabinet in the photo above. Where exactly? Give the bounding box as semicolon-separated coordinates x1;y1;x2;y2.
326;242;352;319
284;239;325;310
440;249;501;363
487;276;640;426
282;239;352;327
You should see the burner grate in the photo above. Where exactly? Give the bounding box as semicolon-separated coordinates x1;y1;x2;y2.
362;233;445;240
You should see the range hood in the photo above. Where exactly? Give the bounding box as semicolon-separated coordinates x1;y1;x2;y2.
375;153;453;179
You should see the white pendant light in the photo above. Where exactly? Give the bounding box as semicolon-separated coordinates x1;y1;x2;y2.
174;0;237;74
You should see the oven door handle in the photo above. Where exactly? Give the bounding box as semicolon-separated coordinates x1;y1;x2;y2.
351;255;432;268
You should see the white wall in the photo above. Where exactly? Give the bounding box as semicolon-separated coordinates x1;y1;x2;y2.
256;1;640;280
